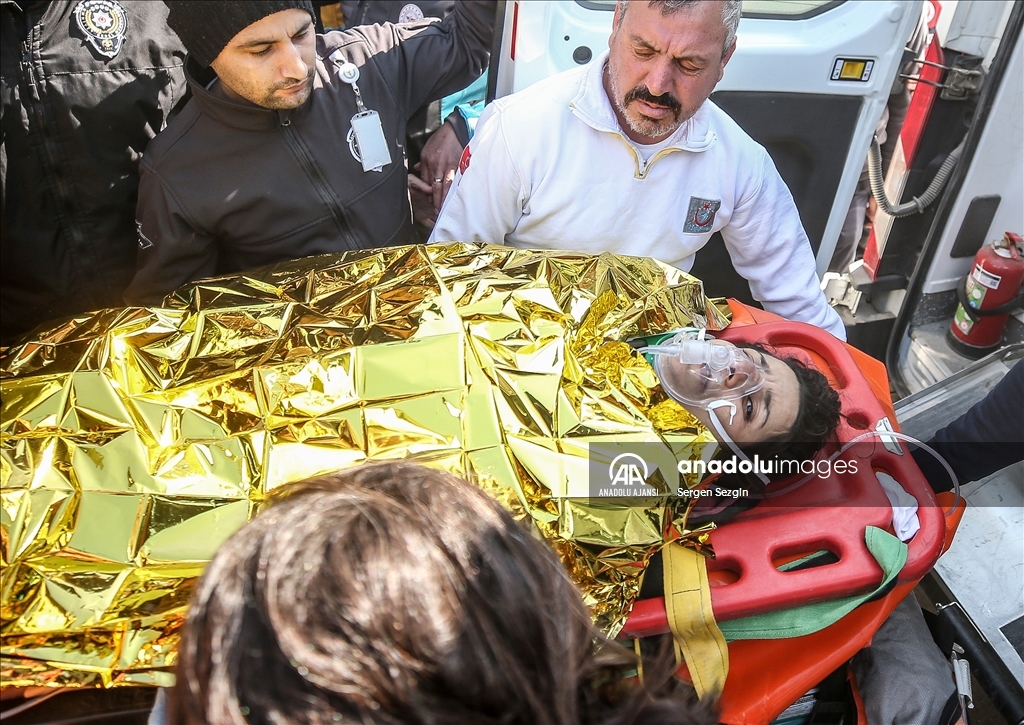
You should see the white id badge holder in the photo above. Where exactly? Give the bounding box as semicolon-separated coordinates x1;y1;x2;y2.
330;51;392;173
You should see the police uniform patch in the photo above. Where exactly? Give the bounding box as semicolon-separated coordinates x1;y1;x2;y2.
684;196;721;233
397;4;425;23
74;0;128;60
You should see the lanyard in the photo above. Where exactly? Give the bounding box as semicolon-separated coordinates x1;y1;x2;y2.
328;50;392;173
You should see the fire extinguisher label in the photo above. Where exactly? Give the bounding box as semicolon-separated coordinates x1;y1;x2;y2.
954;304;975;334
956;267;995;334
971;264;1002;290
965;274;988;309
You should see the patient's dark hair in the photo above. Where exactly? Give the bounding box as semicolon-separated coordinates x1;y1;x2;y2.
685;344;843;523
169;462;714;725
738;342;843;476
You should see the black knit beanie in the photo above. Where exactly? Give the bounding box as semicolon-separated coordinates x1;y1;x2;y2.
164;1;316;67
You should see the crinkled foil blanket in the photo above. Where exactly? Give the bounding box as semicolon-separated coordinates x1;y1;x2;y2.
1;243;730;687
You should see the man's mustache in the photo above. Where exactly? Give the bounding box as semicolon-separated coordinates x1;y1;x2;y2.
623;85;681;113
274;66;315;93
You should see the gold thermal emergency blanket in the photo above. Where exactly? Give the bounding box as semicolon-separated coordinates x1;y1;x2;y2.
1;243;730;687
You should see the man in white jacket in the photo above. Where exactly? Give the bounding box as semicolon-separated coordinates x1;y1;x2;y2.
430;0;845;339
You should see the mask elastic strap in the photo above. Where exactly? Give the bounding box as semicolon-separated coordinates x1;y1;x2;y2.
706;400;771;486
638;328;709;357
706;399;736;425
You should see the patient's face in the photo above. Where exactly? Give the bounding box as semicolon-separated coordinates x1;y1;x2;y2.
684;350;800;445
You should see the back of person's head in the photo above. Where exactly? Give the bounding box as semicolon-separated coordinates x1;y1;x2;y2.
170;462;714;725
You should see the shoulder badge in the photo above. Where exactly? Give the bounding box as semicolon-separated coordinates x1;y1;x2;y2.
397;4;426;23
684;196;722;233
74;0;128;60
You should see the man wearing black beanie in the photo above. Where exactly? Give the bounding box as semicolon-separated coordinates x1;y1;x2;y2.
125;0;495;305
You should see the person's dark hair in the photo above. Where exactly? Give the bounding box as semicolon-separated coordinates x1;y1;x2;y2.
615;0;741;56
684;343;842;523
735;342;843;478
169;462;715;725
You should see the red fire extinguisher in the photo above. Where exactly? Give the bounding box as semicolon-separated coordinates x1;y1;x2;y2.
948;232;1024;358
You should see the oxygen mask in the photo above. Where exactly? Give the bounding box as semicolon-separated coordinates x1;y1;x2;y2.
641;333;766;409
641;331;773;485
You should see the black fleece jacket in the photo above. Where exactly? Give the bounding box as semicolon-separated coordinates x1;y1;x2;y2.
1;0;186;342
125;1;494;306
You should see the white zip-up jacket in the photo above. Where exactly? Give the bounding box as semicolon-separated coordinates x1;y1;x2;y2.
430;51;845;339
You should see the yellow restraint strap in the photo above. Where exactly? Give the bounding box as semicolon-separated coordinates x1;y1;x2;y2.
662;541;729;700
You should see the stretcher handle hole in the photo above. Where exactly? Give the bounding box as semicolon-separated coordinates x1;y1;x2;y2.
771;541;842;570
845;412;871;430
705;557;742;586
773;549;841;572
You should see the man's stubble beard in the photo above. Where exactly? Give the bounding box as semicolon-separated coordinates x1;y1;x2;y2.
260;71;314;110
607;62;685;140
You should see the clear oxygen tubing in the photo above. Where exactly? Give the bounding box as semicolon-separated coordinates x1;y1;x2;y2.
762;429;961;515
867;134;963;217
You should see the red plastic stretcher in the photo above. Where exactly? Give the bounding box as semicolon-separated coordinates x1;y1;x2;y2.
619;301;963;724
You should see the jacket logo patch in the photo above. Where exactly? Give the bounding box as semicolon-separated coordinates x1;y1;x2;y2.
398;4;425;23
74;0;128;60
458;145;472;175
684;196;721;233
136;221;153;249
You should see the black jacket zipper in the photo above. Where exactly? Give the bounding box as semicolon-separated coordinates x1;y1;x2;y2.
22;16;91;271
280;120;362;252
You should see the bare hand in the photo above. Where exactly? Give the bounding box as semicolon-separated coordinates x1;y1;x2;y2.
408;174;437;229
416;121;463;212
